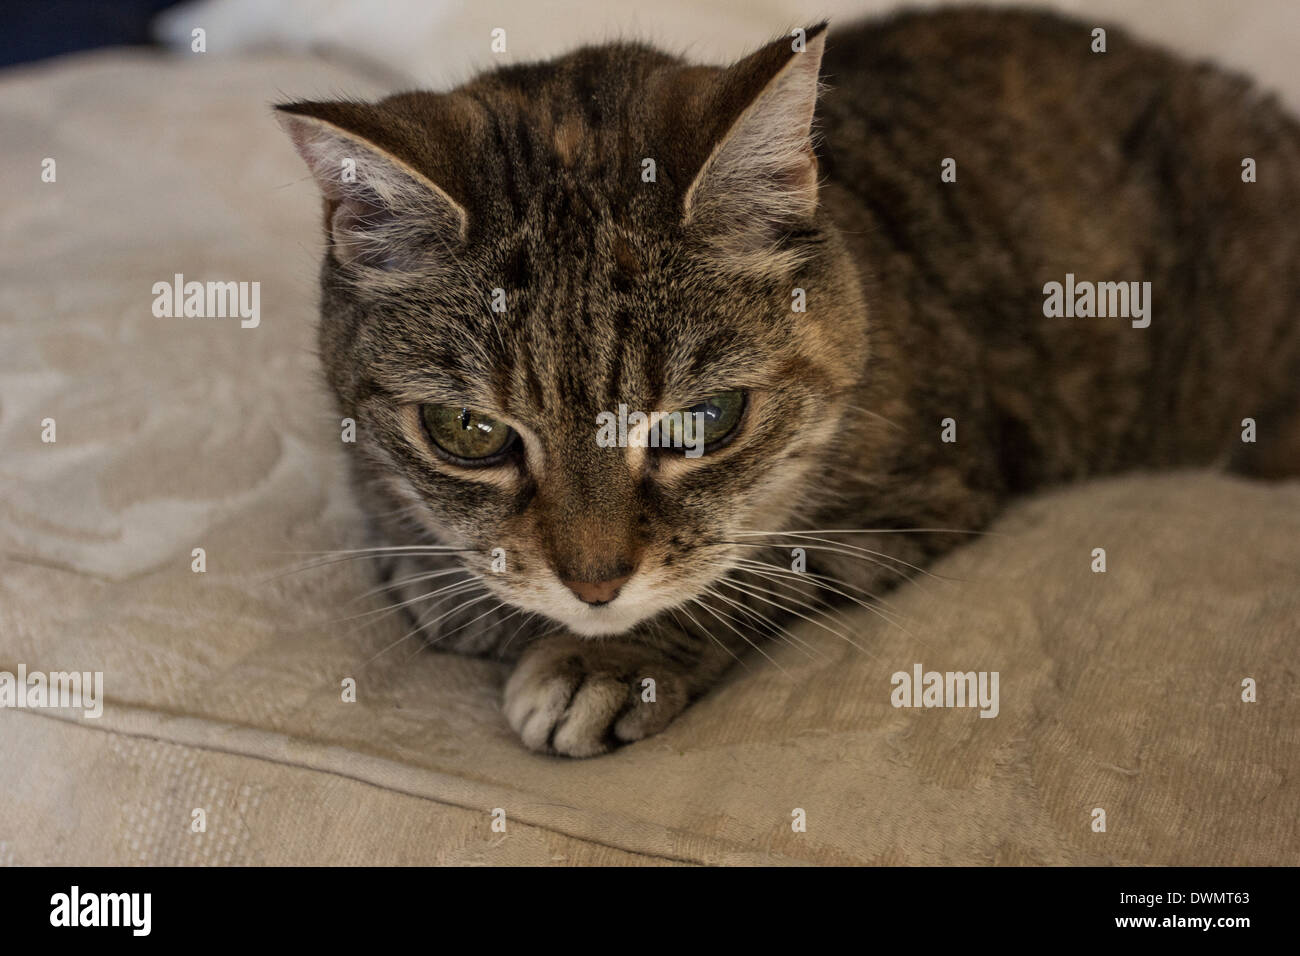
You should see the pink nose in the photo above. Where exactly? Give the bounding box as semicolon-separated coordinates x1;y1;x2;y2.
562;573;632;606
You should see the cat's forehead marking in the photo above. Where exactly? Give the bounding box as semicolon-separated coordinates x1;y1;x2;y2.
611;234;643;276
553;116;584;167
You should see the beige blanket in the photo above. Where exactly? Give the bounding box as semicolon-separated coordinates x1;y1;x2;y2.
0;49;1296;866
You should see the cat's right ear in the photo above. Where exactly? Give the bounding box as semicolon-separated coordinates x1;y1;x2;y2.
275;102;468;270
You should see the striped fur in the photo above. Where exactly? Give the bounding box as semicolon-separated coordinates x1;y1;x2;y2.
280;10;1300;756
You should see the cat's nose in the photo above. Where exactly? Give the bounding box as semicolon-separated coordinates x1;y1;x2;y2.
562;573;632;606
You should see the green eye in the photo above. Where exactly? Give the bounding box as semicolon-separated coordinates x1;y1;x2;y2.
419;405;516;464
663;390;747;452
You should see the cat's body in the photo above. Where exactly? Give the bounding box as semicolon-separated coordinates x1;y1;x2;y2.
280;8;1300;756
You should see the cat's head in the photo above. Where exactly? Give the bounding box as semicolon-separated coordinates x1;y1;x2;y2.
278;24;869;637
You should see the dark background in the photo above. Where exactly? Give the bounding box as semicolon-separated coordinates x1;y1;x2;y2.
3;0;186;68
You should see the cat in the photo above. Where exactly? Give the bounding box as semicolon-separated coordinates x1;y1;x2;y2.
278;8;1300;757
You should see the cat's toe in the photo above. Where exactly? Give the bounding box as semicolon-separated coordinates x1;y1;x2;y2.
611;695;677;744
503;652;631;757
502;638;684;757
549;674;633;756
503;666;589;753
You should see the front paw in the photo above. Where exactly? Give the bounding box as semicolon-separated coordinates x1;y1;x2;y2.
503;635;689;757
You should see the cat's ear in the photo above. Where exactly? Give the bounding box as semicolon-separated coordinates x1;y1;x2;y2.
275;101;468;270
683;23;827;272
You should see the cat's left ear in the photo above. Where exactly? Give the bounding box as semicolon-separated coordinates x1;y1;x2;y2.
683;23;827;271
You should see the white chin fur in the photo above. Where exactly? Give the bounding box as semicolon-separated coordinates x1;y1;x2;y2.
560;604;653;637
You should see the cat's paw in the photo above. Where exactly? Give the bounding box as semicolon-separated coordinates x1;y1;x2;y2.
503;636;689;757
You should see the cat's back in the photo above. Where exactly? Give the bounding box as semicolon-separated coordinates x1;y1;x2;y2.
817;6;1300;478
817;6;1298;242
818;7;1276;148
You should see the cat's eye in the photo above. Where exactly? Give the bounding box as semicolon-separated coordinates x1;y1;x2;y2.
660;390;747;453
419;404;517;465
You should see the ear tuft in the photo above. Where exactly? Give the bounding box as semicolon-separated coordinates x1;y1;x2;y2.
276;104;467;271
683;24;828;274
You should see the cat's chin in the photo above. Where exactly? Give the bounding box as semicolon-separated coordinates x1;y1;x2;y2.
559;606;651;638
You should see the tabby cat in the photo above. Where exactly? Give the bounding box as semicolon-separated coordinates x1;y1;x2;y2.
278;8;1300;756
